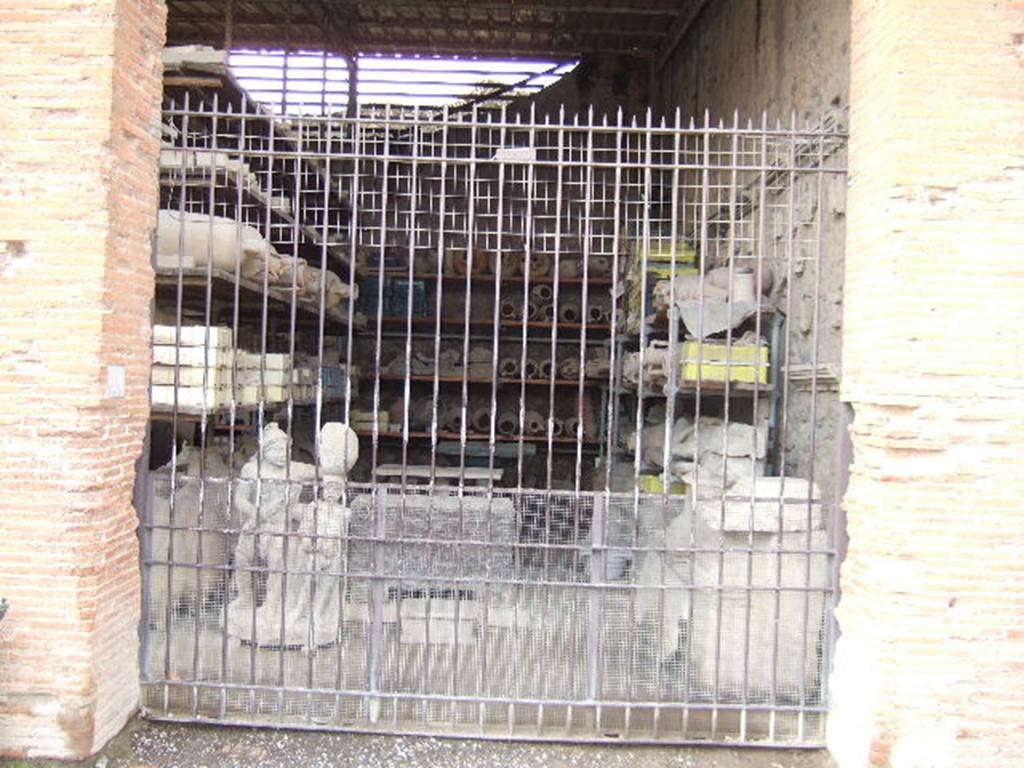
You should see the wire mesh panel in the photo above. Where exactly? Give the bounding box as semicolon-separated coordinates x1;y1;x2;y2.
141;92;847;746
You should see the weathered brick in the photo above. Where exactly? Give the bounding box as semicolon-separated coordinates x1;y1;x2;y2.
830;2;1024;767
0;0;165;758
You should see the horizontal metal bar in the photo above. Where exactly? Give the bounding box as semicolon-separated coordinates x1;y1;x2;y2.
144;680;830;715
142;526;838;558
141;711;825;749
160;106;849;138
142;561;834;593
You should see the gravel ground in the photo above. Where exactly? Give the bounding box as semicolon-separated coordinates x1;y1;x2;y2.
1;718;836;768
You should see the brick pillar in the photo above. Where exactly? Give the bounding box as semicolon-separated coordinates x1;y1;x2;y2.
830;2;1024;767
0;0;165;758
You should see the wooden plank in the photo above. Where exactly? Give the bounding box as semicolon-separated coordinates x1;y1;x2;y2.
164;75;225;88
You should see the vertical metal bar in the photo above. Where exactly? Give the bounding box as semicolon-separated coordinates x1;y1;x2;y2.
424;108;451;725
686;109;712;735
625;108;656;739
247;91;275;720
560;109;594;734
163;90;190;715
336;106;362;721
217;91;246;723
767;110;800;741
677;124;696;740
393;108;421;713
190;89;221;720
450;106;480;730
534;108;560;739
480;105;509;730
399;109;420;492
746;112;771;741
711;113;738;741
138;470;155;682
428;106;450;491
457;107;479;484
486;109;508;486
543;107;566;492
305;114;334;721
653;107;683;739
370;106;392;485
275;113;306;719
515;105;537;490
573;108;595;495
507;105;529;738
602;109;624;495
586;494;605;709
368;489;386;722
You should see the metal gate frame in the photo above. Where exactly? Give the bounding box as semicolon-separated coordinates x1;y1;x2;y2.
140;92;847;746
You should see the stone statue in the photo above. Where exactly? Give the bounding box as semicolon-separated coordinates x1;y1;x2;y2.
229;422;360;648
226;422;315;642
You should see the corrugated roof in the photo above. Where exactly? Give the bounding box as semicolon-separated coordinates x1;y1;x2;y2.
165;0;691;59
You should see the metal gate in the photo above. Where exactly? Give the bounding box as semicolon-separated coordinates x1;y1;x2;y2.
141;89;847;746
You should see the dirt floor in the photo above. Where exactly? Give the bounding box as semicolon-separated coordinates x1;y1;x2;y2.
1;717;837;768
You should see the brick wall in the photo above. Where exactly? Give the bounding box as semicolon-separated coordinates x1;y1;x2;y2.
654;0;850;124
0;0;165;758
830;1;1024;766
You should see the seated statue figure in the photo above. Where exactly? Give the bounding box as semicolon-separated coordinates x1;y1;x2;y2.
231;422;359;648
226;422;315;642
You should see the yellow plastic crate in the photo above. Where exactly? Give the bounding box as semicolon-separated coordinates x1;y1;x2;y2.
680;340;769;385
646;238;697;265
638;474;688;495
623;236;698;266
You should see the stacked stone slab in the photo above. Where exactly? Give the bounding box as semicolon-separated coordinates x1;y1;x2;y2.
152;326;320;408
689;477;830;703
151;324;235;408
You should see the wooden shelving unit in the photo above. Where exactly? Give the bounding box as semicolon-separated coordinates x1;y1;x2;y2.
369;315;611;333
365;268;615;287
355;429;601;447
360;372;602;388
152;64;357;440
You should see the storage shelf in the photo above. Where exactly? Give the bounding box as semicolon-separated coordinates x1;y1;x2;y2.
150;399;322;422
159;166;350;270
360;373;601;388
363;269;615;287
617;379;770;397
155;268;362;328
162;64;348;215
619;306;778;340
355;429;600;446
365;316;611;333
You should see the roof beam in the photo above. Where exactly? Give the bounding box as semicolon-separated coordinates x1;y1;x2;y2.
359;2;678;13
170;16;664;39
168;29;652;58
167;0;679;14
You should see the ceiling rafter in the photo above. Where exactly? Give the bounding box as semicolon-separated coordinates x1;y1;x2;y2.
165;0;666;58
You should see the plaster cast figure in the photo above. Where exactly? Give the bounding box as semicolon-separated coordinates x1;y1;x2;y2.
230;422;359;647
226;423;315;637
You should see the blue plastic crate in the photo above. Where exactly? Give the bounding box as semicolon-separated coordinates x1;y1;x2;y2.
322;365;346;402
387;278;428;317
358;276;383;315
